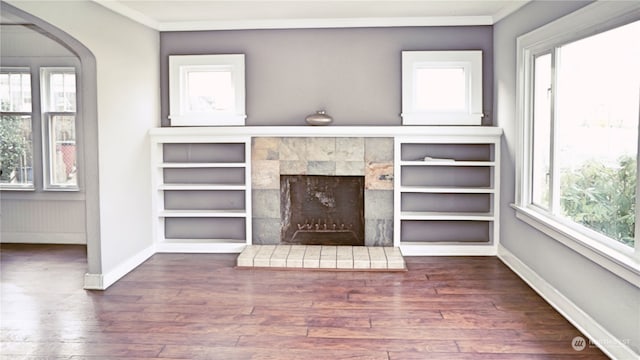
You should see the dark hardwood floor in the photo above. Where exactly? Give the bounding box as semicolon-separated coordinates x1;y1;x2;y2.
1;244;607;359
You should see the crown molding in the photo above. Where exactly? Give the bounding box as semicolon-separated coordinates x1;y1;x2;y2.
156;16;494;31
491;0;530;24
93;0;160;30
92;0;504;32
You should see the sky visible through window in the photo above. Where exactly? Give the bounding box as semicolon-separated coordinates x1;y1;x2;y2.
186;70;234;112
415;67;466;112
556;20;640;170
555;20;640;247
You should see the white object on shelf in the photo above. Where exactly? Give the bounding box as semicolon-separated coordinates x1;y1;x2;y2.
423;156;456;163
394;131;501;256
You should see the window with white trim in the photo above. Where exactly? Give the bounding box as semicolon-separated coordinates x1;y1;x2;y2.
401;50;483;125
0;66;79;191
41;67;78;189
169;54;246;126
516;2;640;266
0;68;34;189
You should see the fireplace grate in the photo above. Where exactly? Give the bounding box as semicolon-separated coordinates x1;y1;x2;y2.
290;219;358;245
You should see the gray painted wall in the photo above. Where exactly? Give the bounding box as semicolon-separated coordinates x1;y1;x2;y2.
495;1;639;354
160;27;494;248
0;24;87;245
160;26;493;126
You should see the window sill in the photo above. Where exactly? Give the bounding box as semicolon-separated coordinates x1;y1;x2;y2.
401;112;483;126
169;113;246;127
0;186;35;191
511;204;640;287
44;186;80;192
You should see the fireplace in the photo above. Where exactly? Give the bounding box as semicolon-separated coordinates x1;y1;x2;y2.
251;137;394;246
280;175;364;245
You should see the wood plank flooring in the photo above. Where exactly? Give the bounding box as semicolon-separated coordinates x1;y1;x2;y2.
1;244;607;359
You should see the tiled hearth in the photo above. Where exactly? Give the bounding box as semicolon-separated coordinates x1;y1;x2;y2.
237;245;406;270
252;137;394;246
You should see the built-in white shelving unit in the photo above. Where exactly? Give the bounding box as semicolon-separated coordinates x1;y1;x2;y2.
150;132;251;253
150;126;501;255
394;130;501;255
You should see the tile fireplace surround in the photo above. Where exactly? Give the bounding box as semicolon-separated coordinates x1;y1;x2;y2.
252;136;394;246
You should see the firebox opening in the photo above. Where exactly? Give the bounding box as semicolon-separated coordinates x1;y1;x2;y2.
280;175;365;246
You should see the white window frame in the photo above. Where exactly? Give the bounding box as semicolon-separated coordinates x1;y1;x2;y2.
0;67;35;191
169;54;246;126
401;50;483;125
41;67;78;191
514;1;640;286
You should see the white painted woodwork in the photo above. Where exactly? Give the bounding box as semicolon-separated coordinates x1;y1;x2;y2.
150;134;252;253
394;131;502;255
150;126;502;254
401;50;484;126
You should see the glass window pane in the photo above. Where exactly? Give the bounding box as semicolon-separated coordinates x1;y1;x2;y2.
556;21;639;247
186;70;233;112
49;114;77;187
531;54;552;209
0;71;31;112
415;67;466;112
47;70;76;112
0;115;33;186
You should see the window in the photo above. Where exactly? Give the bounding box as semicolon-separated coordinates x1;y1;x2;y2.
0;66;79;191
527;21;640;248
169;54;246;126
41;68;78;189
0;68;33;189
516;2;640;276
402;50;483;125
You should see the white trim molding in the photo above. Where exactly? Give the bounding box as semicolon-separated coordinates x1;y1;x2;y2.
498;245;638;360
514;0;640;287
83;273;103;290
0;232;86;244
83;244;155;290
92;0;529;31
515;1;640;205
157;16;494;32
401;50;483;126
512;205;640;288
149;125;503;139
401;244;497;257
169;54;246;127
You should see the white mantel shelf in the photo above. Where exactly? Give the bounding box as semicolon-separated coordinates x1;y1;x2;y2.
149;126;503;139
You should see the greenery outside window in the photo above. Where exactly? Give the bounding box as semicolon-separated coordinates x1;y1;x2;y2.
515;2;640;280
41;67;78;189
0;68;34;189
530;22;639;248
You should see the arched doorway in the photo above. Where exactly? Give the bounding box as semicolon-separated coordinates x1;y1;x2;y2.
0;2;101;282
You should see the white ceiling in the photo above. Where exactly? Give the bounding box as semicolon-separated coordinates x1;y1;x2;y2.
94;0;530;31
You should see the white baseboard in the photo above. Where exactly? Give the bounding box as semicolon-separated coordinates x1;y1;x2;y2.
498;245;637;360
155;242;246;253
83;244;155;290
1;232;86;244
400;243;497;256
83;273;104;290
